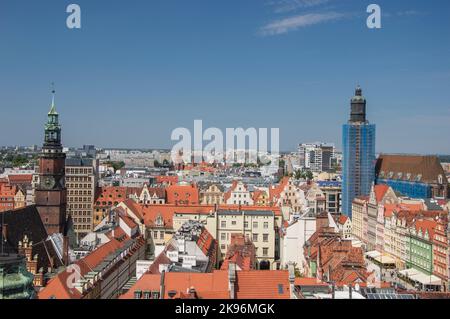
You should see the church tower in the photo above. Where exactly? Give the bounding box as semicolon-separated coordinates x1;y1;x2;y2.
35;89;67;235
342;86;376;218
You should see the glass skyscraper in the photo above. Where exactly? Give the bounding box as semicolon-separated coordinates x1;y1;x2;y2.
342;86;376;218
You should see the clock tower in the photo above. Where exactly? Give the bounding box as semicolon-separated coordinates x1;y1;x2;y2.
35;89;67;235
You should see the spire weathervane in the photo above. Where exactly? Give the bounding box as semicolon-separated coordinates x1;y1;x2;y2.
49;82;57;115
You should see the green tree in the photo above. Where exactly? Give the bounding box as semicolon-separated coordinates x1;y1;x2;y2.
11;155;28;167
105;161;125;171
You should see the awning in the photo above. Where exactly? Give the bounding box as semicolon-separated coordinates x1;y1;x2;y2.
399;268;442;286
373;254;396;265
365;251;381;259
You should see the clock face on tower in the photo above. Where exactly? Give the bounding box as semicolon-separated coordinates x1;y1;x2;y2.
42;176;56;190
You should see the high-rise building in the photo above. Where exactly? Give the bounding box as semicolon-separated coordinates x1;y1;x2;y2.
298;143;335;173
65;157;98;236
35;90;68;235
342;86;376;218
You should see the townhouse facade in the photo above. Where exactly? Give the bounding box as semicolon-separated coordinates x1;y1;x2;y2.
225;181;254;206
199;183;224;205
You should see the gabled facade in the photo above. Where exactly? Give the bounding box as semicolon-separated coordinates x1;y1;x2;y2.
225;181;253;206
200;183;224;205
270;177;306;212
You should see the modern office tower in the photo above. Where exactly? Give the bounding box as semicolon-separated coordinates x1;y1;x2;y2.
342;86;376;218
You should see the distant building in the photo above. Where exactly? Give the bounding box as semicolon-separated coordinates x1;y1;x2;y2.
298;142;335;172
342;86;376;218
317;181;342;215
375;154;448;199
65;157;98;236
305;183;326;215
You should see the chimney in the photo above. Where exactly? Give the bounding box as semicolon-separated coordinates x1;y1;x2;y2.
160;270;166;299
288;263;296;299
228;262;236;299
316;213;329;230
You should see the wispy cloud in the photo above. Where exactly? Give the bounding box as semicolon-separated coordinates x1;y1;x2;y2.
268;0;331;14
384;10;423;18
259;12;346;36
396;10;421;17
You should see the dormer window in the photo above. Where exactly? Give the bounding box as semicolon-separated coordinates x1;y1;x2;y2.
388;171;394;179
397;172;403;179
155;214;164;227
416;174;422;182
438;175;443;184
406;173;411;180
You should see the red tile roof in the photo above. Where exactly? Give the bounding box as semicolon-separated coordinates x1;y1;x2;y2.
155;175;179;185
337;215;349;225
383;203;424;218
166;184;199;205
120;271;230;299
95;186;130;206
235;270;291;299
39;235;145;299
7;174;33;184
294;277;328;287
414;219;438;239
220;234;256;271
374;184;390;203
121;270;292;299
269;177;289;202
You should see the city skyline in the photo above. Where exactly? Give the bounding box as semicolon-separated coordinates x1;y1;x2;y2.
1;0;450;153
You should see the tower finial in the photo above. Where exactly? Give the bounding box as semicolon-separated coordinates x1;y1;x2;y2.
49;82;57;114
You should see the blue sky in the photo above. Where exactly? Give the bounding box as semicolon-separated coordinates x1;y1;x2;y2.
1;0;449;153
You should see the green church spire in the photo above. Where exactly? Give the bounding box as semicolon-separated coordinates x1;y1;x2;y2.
44;85;62;146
